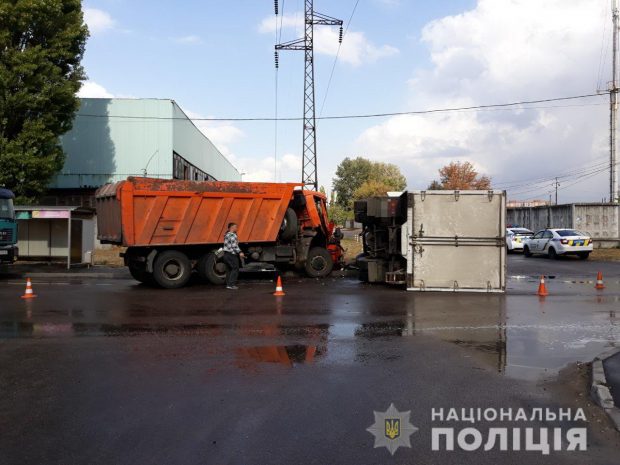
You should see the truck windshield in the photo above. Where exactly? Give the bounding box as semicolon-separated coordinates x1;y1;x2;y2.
0;198;15;220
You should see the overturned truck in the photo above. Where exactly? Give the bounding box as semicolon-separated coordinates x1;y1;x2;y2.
96;177;343;288
355;190;506;292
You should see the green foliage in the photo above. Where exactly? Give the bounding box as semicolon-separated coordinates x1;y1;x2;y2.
332;157;407;207
327;203;353;226
0;0;88;202
352;179;392;200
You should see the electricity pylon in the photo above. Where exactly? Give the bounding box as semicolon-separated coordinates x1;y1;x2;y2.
275;0;343;190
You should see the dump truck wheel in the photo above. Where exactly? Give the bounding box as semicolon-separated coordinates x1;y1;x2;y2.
128;265;154;285
305;247;333;278
279;208;298;241
199;252;227;285
152;250;192;289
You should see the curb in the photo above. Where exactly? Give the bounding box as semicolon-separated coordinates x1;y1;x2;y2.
590;348;620;432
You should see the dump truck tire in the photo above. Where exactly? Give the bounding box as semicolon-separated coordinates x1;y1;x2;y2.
279;208;298;241
152;250;192;289
199;252;227;285
128;265;154;285
305;247;333;278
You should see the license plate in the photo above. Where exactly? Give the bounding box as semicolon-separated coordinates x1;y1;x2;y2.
0;250;7;255
573;240;583;246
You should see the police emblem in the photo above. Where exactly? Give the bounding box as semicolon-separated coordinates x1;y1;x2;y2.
367;403;418;455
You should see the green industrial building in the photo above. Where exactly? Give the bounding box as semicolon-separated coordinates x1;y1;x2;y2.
43;98;241;206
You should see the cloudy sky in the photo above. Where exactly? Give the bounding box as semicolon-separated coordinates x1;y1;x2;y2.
80;0;615;202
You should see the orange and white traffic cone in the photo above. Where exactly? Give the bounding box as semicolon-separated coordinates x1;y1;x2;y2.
21;278;37;299
537;275;548;297
595;271;605;290
273;276;285;296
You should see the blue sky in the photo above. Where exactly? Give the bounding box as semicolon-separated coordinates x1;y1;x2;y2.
81;1;616;203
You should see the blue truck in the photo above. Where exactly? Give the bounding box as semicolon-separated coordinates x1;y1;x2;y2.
0;188;18;263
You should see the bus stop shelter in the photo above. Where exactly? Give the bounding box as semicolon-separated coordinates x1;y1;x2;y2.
15;206;96;269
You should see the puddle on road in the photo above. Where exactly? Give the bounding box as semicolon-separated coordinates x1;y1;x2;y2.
236;344;324;369
1;280;618;380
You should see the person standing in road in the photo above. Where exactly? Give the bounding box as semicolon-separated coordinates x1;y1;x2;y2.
223;222;244;290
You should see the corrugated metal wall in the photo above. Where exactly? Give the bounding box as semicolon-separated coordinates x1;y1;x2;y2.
53;98;240;189
172;102;240;181
55;99;174;188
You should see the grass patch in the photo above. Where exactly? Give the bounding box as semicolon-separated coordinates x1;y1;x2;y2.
590;248;620;261
93;246;126;266
340;238;363;262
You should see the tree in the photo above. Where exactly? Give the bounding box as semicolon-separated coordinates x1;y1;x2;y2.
352;179;392;201
332;157;407;207
0;0;88;202
332;157;374;208
371;162;407;191
427;180;443;190
327;203;352;227
429;161;491;190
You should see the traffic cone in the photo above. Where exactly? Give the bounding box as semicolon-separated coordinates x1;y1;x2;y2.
21;278;37;299
537;275;548;297
273;276;285;296
595;271;605;290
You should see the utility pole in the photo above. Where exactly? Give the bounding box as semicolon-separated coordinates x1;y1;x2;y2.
552;177;560;205
274;0;343;191
611;0;619;203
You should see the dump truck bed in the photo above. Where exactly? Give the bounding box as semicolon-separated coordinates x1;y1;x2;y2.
95;177;300;247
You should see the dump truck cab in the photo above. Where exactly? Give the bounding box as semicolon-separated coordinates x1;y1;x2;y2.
0;188;18;263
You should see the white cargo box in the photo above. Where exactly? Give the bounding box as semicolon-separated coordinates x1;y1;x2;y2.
406;190;506;292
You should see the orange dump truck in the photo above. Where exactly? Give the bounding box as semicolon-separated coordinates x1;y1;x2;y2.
95;177;343;288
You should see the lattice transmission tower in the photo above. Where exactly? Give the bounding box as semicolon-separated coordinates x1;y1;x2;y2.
274;0;343;190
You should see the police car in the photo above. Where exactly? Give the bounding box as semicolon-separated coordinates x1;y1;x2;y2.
523;228;593;260
506;227;534;252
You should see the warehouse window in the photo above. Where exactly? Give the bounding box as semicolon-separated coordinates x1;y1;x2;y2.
173;152;215;181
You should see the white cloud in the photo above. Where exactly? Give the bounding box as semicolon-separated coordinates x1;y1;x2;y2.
233;153;301;183
260;12;398;66
356;0;612;202
185;110;245;159
173;35;203;44
78;81;114;98
258;14;300;34
84;8;115;35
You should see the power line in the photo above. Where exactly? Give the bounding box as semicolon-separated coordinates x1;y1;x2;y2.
494;155;610;189
318;0;360;117
509;161;618;198
73;92;606;122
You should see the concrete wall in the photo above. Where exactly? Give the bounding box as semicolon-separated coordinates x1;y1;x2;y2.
507;204;573;232
507;203;619;247
573;204;619;240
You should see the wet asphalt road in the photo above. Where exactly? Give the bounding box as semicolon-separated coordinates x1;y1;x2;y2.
0;255;619;465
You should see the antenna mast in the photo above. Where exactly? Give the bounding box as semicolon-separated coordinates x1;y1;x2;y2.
275;0;343;190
